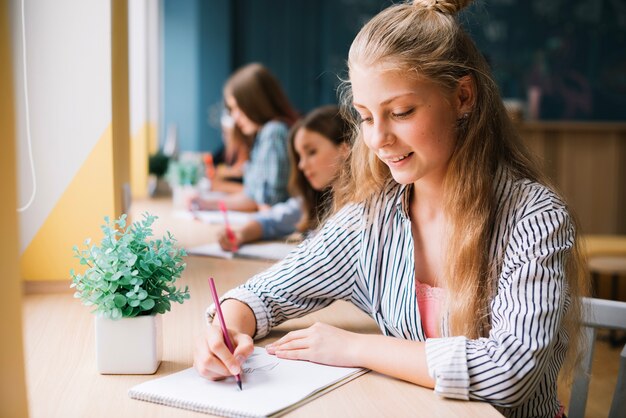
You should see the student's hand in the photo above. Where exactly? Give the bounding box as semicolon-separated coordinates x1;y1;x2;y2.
217;228;243;251
186;193;216;211
265;322;362;368
193;324;254;380
186;192;201;211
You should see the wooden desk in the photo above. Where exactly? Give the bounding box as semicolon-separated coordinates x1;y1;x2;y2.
23;198;502;417
583;234;626;258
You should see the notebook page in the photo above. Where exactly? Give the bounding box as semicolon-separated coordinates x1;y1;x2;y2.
186;242;296;261
234;242;296;261
186;243;234;259
173;210;253;225
129;347;364;418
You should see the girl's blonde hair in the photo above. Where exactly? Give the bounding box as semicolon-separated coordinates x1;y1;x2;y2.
335;0;588;381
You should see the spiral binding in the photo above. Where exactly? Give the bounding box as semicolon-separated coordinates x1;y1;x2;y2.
129;389;263;418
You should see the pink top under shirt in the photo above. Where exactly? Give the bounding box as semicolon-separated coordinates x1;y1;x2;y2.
415;280;565;418
415;280;446;338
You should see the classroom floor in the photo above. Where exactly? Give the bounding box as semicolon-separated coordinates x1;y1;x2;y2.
558;331;622;417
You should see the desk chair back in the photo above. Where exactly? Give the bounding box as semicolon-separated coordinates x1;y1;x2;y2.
568;297;626;418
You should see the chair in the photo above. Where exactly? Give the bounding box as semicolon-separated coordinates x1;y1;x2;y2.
568;297;626;418
588;256;626;345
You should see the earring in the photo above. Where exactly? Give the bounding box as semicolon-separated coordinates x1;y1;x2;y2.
457;112;469;123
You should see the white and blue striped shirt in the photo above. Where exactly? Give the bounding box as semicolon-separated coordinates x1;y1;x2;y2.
243;121;291;206
220;168;574;417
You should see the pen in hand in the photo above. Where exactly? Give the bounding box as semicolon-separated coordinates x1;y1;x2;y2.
208;277;243;390
218;201;238;251
190;200;201;222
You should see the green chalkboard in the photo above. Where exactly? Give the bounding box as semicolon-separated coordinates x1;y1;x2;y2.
462;0;626;120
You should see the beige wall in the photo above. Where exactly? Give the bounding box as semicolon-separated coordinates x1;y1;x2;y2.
0;0;29;415
129;0;160;199
14;0;130;282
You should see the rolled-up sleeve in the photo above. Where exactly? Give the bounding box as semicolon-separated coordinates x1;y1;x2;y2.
425;208;573;406
219;203;365;339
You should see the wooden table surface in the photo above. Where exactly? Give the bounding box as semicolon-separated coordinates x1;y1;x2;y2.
583;234;626;258
23;198;502;418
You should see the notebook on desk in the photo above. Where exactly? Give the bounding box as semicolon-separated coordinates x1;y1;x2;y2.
128;347;367;418
186;242;297;262
174;209;253;225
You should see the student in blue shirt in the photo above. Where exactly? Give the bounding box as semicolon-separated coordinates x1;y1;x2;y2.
190;63;298;211
194;2;588;417
216;105;351;251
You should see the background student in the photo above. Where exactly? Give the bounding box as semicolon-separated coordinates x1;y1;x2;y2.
210;111;251;194
193;1;588;417
190;63;298;211
217;105;351;251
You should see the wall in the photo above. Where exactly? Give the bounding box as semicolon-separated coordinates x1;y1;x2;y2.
0;0;29;414
161;0;231;153
13;0;129;283
464;0;626;120
231;0;384;114
129;0;160;198
161;0;200;153
161;0;625;155
521;122;626;234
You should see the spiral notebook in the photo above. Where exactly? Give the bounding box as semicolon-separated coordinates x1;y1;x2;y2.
128;347;366;418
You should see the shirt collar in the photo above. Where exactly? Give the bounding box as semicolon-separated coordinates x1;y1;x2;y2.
394;183;412;222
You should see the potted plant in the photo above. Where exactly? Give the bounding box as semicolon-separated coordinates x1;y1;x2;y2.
165;156;205;208
148;149;172;197
70;213;190;374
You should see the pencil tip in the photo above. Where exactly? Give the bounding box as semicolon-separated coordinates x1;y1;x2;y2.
237;381;242;391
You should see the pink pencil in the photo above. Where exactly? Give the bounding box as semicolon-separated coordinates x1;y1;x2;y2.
218;201;238;251
208;277;242;390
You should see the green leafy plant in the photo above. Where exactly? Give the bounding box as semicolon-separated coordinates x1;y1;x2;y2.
165;159;203;186
148;149;171;178
70;213;190;319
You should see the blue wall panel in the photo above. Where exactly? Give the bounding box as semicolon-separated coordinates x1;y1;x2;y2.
162;0;200;152
199;0;232;153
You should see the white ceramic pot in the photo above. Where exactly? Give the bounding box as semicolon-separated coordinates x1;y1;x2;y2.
95;314;163;374
172;184;197;209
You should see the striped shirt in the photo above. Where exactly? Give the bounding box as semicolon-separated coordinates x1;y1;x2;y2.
220;168;574;418
243;121;291;206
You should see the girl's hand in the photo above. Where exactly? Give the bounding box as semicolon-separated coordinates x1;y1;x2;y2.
193;324;254;380
265;322;362;367
185;193;201;211
217;228;242;251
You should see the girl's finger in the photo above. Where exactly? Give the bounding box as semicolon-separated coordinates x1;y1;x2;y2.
232;333;255;362
207;326;241;375
274;347;310;361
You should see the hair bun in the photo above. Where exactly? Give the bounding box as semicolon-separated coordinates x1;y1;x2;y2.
412;0;472;14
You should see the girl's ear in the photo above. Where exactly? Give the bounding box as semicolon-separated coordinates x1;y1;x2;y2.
455;75;476;116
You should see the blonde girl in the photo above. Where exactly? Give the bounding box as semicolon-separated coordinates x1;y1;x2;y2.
194;2;587;417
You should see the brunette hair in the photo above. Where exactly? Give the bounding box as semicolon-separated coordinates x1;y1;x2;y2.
224;63;298;126
335;0;587;380
288;105;351;232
